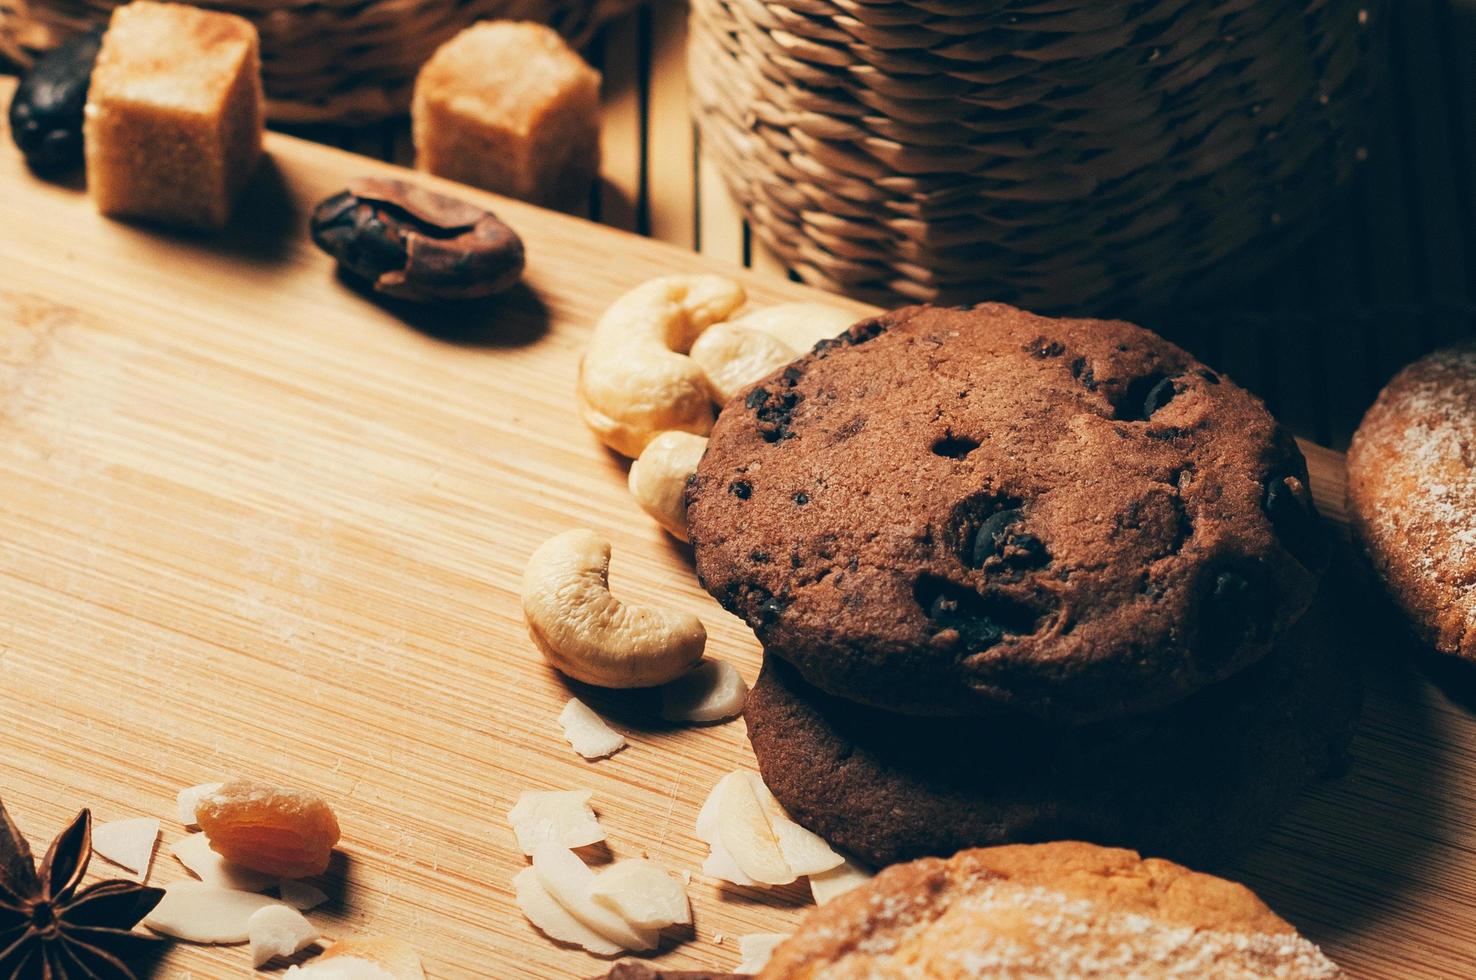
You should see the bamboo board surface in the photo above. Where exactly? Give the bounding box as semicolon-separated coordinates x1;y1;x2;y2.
278;0;1476;453
0;94;1473;980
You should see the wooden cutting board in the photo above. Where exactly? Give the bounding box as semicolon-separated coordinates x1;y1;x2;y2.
0;99;1472;979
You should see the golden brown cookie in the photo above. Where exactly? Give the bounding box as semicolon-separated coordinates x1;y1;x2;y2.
1348;342;1476;660
688;303;1326;723
758;841;1342;979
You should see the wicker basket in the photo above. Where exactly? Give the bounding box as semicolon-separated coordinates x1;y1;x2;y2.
690;0;1384;314
0;0;638;122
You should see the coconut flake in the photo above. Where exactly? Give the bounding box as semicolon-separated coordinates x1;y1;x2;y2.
660;660;748;723
513;866;622;957
171;832;276;892
588;859;691;929
91;818;159;877
809;855;872;905
558;698;627;760
144;880;279;943
176;782;224;827
745;774;843;877
249;904;319;967
697;772;794;886
695;779;755;886
737;933;791;973
531;844;658;951
507;790;605;855
279;879;330;912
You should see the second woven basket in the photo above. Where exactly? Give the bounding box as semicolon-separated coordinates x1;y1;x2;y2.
0;0;637;122
690;0;1383;314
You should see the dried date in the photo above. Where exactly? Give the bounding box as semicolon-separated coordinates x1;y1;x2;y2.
310;177;525;302
8;26;105;174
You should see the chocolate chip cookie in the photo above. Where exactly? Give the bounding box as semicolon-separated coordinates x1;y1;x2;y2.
758;841;1342;978
1348;341;1476;661
744;584;1359;869
688;303;1326;722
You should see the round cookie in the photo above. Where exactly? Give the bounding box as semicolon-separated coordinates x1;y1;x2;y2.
758;841;1342;979
1348;341;1476;661
688;303;1326;722
745;586;1359;869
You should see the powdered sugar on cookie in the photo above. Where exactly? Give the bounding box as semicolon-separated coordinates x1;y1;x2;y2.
756;842;1344;978
1349;341;1476;658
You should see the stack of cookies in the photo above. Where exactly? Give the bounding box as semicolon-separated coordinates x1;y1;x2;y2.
686;303;1360;869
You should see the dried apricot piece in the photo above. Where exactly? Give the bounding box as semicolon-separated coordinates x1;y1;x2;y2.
195;780;341;878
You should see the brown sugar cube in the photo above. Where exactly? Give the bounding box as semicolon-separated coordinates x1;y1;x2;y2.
413;22;601;210
84;1;263;230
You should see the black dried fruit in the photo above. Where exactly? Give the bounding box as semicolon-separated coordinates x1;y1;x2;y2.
729;479;752;499
847;319;886;345
931;433;980;459
724;583;785;626
1116;372;1179;421
1199;569;1270;661
8;27;104;175
757;593;786;623
1025;337;1065;358
310;177;525;302
971;509;1022;566
1208;571;1251;619
1070;356;1098;391
1007;532;1049;567
913;576;1040;651
967;508;1049;570
1263;474;1325;569
752;389;802;442
1143;376;1178;416
814;316;886;356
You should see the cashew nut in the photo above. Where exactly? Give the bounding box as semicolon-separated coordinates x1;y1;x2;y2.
730;303;861;354
577;275;747;458
690;324;797;405
689;303;860;404
522;529;706;687
628;431;709;541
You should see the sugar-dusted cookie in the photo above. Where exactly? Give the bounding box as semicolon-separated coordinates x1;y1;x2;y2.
757;841;1341;978
1348;341;1476;661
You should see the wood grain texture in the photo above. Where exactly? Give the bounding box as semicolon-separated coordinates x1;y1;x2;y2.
0;97;1472;979
256;2;1476;452
672;0;1476;448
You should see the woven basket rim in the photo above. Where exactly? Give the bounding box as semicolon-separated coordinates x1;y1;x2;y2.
690;0;1381;313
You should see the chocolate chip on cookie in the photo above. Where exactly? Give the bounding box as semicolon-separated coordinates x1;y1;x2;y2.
688;303;1325;722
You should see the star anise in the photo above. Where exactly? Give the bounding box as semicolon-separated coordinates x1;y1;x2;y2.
0;797;165;979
